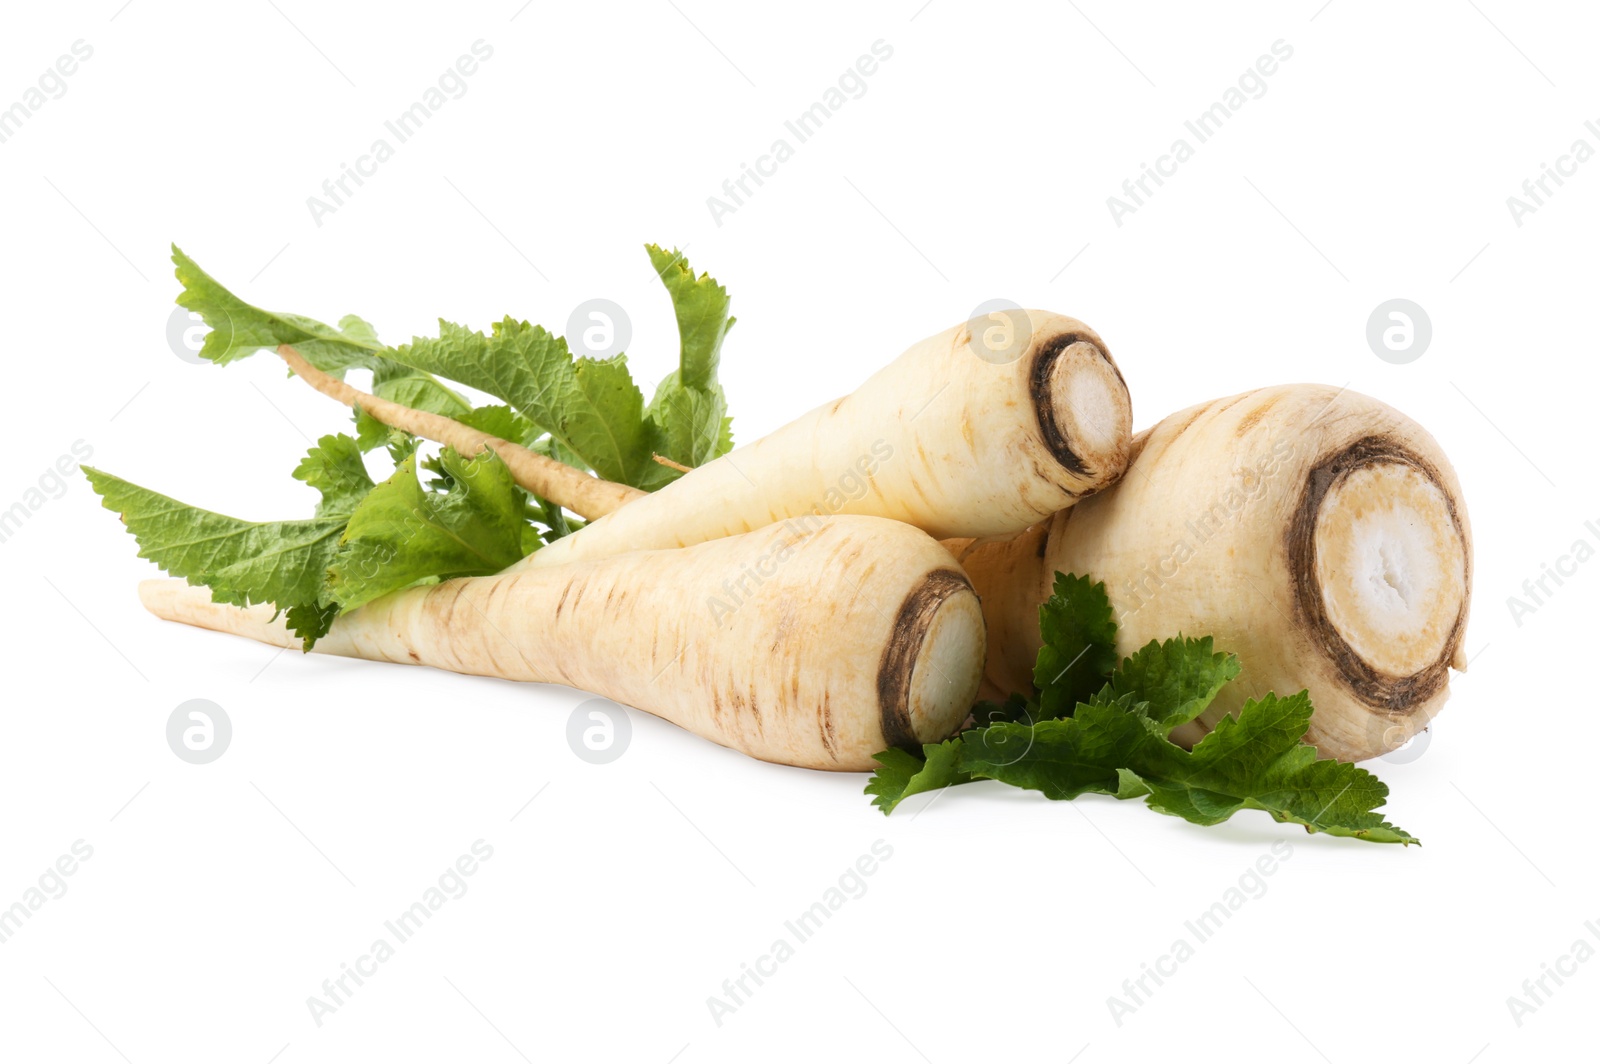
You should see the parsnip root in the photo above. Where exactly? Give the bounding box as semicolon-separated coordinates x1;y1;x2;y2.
953;385;1472;762
141;515;985;770
516;310;1133;571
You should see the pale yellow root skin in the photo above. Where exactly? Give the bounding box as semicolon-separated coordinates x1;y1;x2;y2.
513;311;1132;571
953;385;1473;763
139;516;985;771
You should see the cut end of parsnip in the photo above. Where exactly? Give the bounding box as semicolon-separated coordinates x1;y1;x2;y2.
1313;461;1468;680
1034;336;1133;488
902;581;987;746
875;569;985;751
1284;430;1472;730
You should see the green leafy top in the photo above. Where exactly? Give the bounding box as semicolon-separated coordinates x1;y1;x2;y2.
92;242;741;647
866;574;1417;846
171;243;735;490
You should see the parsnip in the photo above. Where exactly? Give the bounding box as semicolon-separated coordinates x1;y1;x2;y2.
508;310;1132;570
140;516;985;770
953;385;1472;762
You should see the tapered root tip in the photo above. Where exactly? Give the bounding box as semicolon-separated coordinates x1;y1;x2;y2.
877;569;986;751
137;579;300;649
139;578;198;621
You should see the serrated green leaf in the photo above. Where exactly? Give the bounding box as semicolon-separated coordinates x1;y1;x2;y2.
456;404;537;447
644;373;729;484
1033;572;1119;717
865;742;971;815
83;466;347;618
870;566;1417;843
971;692;1036;727
1132;691;1418;844
640;244;736;481
959;716;1141;801
370;360;473;419
327;448;530;612
388;318;667;488
645;244;735;390
1109;635;1241;733
291;434;374;518
172;246;386;373
285;601;340;646
960;694;1418;844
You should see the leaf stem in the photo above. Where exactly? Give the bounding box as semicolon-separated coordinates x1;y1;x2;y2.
276;344;644;521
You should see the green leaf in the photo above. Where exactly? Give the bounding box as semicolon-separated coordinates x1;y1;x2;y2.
965;695;1417;844
1108;635;1241;733
645;244;735;390
959;715;1146;802
865;742;971;815
173;246;476;433
456;404;537;447
354;408;393;453
291;434;374;518
371;360;473;419
971;692;1036;727
83;466;347;619
327;448;530;612
646;372;730;480
865;568;1416;844
1130;691;1418;844
388;318;667;488
172;246;386;373
534;494;574;540
284;601;341;646
1033;573;1119;717
642;245;737;479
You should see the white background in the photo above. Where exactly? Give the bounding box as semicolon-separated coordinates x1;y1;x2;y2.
2;1;1595;1061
